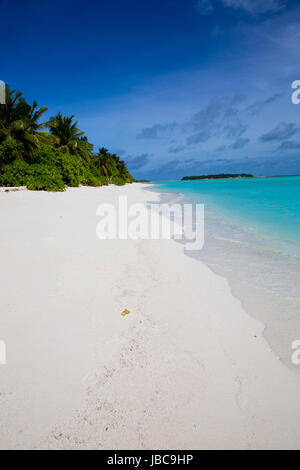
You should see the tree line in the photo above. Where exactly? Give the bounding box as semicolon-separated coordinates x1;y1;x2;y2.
0;86;133;191
181;173;253;181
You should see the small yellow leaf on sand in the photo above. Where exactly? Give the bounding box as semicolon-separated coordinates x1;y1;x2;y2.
121;309;130;317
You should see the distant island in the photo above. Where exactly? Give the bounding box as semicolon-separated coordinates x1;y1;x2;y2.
181;173;253;181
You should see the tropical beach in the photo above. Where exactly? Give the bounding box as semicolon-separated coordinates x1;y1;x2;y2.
1;0;300;454
0;183;300;450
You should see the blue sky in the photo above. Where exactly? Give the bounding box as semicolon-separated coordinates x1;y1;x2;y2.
1;0;300;180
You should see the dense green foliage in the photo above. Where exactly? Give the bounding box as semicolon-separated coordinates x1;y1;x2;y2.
0;86;133;191
1;159;65;191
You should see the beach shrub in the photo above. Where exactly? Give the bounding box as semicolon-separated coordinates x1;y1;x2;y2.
101;176;109;186
35;143;92;187
0;160;66;191
34;144;85;187
60;153;85;187
111;176;126;186
0;141;132;191
81;171;103;186
26;165;65;191
0;138;25;169
0;160;30;186
34;143;62;167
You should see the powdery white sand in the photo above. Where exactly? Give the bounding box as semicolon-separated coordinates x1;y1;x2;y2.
0;184;300;450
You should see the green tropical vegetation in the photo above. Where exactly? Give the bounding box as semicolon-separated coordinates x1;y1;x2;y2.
181;173;253;181
0;85;133;191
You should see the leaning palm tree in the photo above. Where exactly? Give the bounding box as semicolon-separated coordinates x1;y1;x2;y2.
48;113;93;164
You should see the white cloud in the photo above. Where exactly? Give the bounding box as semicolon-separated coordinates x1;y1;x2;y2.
197;0;287;15
224;0;285;14
196;0;214;15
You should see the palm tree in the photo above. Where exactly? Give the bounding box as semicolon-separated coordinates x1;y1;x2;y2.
0;86;51;159
116;158;132;182
95;147;113;177
92;148;133;182
26;101;48;132
48;113;93;164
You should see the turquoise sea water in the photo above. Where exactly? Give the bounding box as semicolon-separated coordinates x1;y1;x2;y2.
154;176;300;257
149;176;300;367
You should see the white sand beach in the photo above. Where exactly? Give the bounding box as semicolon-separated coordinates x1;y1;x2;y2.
0;183;300;450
